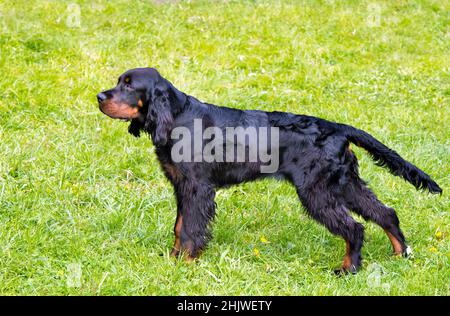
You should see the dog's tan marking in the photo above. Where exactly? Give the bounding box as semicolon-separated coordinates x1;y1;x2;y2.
170;214;183;257
101;100;140;119
384;229;403;255
342;240;352;270
161;162;183;183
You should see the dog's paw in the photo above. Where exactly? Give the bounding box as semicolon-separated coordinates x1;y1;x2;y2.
403;246;412;258
334;265;358;276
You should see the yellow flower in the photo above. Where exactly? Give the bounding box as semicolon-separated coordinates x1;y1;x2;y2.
429;246;438;253
253;248;261;257
260;236;269;244
435;231;443;240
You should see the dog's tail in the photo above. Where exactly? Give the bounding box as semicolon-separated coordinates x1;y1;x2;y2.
342;125;442;194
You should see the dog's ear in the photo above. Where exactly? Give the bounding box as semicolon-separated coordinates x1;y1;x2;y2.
145;81;174;146
144;76;186;147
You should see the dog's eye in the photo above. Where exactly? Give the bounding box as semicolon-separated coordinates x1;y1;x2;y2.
124;77;132;88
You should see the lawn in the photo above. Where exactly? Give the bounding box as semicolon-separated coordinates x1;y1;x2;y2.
0;0;448;295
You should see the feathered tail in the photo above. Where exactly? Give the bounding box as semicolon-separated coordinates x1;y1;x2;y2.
343;125;442;194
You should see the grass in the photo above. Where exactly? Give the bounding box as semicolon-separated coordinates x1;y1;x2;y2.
0;0;449;295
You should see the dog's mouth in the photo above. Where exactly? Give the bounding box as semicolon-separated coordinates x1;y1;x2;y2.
98;100;141;121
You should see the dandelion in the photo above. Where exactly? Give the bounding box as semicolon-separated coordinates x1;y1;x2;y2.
260;236;269;244
253;248;260;257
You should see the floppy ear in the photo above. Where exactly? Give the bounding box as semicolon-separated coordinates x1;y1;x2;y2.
145;82;174;146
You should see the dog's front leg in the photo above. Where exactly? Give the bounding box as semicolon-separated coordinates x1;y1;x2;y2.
171;180;216;260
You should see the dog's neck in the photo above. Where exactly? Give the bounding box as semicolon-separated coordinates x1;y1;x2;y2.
167;82;188;115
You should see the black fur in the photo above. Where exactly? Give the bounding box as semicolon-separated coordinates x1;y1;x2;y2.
98;67;442;273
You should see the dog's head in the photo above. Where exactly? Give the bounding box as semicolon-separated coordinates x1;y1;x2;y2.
97;67;186;145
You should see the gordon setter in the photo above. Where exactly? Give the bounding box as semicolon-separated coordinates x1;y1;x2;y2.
98;67;442;274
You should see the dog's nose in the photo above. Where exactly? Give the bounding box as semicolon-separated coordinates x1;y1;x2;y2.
97;92;107;103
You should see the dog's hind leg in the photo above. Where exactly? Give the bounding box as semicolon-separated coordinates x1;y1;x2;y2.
343;179;409;257
296;185;365;274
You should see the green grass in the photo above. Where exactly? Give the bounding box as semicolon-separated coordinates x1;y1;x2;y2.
0;0;449;295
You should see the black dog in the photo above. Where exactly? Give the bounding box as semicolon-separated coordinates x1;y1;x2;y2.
98;67;441;274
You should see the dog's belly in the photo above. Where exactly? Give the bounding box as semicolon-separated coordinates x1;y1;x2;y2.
210;162;275;188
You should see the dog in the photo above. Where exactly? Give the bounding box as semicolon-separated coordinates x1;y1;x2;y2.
98;67;442;274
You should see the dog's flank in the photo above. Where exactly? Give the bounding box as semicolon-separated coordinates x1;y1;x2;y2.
98;67;442;274
268;113;442;194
